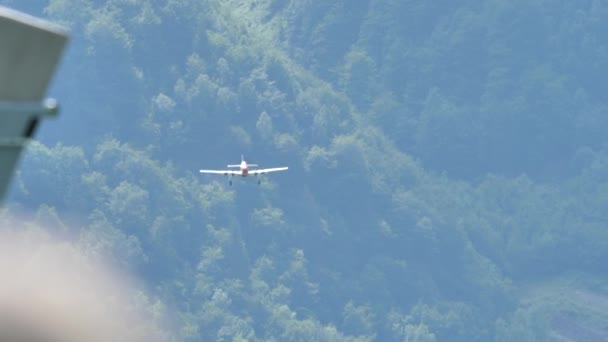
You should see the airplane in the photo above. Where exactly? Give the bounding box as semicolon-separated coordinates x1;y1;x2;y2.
199;155;288;186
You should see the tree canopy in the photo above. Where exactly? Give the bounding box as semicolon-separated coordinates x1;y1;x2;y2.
2;0;608;340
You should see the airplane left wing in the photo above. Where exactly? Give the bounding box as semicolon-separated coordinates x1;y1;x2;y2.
249;167;288;175
199;169;241;176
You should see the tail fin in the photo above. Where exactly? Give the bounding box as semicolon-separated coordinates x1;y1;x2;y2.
242;154;258;167
228;154;245;168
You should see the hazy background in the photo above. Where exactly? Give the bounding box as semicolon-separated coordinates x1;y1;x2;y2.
1;0;608;340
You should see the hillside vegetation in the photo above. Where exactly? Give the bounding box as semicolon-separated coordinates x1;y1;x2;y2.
2;0;608;340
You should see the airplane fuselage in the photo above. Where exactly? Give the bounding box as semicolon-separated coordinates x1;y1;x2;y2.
240;161;249;176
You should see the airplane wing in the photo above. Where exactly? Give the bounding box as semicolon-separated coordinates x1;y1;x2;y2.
199;169;241;176
249;167;288;175
0;6;68;203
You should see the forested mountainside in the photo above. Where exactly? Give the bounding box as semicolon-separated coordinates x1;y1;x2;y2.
2;0;608;340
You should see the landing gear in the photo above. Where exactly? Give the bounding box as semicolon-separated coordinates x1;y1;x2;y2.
257;179;261;185
229;180;232;186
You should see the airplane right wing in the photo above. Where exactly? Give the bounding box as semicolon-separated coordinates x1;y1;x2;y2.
199;169;241;176
249;167;288;175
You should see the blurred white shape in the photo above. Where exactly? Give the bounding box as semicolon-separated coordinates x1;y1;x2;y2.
0;223;169;342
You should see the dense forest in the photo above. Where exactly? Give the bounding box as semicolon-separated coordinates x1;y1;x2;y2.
2;0;608;340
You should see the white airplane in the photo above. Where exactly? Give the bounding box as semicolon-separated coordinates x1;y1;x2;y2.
199;155;288;185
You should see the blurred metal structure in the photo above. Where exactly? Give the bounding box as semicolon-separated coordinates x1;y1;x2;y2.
0;6;68;202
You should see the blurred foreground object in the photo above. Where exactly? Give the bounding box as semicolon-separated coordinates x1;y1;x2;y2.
0;6;67;202
0;227;166;342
